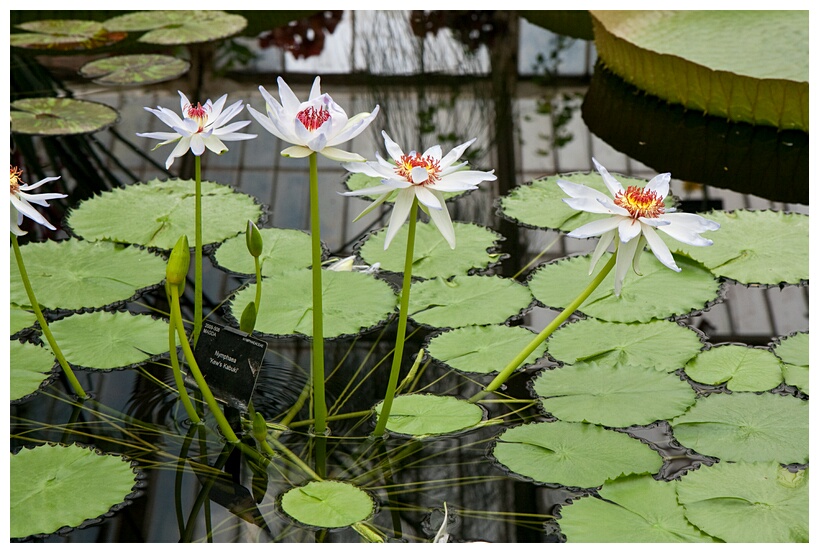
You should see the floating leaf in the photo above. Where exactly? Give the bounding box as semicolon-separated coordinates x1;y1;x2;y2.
527;252;721;323
546;318;704;372
684;344;783;392
48;311;169;370
558;475;715;543
676;462;808;542
228;269;396;339
590;11;808;131
667;210;808;285
10;340;55;402
345;172;464;203
373;394;485;437
425;324;546;375
213;227;314;276
490;421;663;489
772;332;809;394
10;443;138;539
670;392;808;464
66;179;262;250
279;480;374;529
9;240;167;311
104;10;247;45
10;20;126;50
409;275;533;329
11;97;119;136
79;54;190;86
357;222;503;279
533;363;696;427
10;306;37;336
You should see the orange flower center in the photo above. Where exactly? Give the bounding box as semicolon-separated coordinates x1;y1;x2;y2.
614;186;665;219
297;106;330;132
10;166;22;194
395;153;441;185
185;102;209;131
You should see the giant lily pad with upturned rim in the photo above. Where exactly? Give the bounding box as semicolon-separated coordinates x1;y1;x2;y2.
11;97;120;136
79;54;190;86
103;10;247;45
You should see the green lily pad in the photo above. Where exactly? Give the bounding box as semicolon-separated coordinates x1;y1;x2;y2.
104;10;247;45
228;269;396;339
11;97;120;136
10;340;56;402
213;227;314;276
499;172;672;232
10;306;37;336
533;363;696;427
408;275;533;329
9;239;167;311
10;19;126;50
425;324;547;375
772;332;809;395
279;480;374;529
667;210;808;285
491;421;663;489
357;222;503;279
345;173;464;203
48;311;169;370
684;344;783;392
558;475;715;543
670;392;808;464
10;443;138;539
591;11;808;131
546;318;704;372
527;252;721;323
79;54;190;86
66;179;263;250
373;394;485;437
676;461;808;542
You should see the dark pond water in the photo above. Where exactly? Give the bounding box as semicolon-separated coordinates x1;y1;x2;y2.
9;10;809;543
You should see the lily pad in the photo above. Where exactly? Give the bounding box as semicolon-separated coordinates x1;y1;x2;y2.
558;475;715;542
10;340;56;402
683;344;783;392
772;332;809;395
10;443;138;539
279;480;374;529
545;318;704;372
527;252;721;323
357;222;503;279
66;179;263;250
10;19;126;50
425;324;547;375
491;421;663;489
345;173;464;203
676;461;808;542
10;306;37;336
104;10;247;45
670;392;808;464
9;239;167;311
373;394;485;437
11;97;120;136
79;54;190;86
666;210;808;285
213;227;314;276
48;311;169;370
590;11;808;131
408;275;533;329
533;363;696;427
228;269;396;339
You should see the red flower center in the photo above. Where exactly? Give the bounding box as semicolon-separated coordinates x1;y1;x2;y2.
185;102;209;131
614;186;665;219
9;166;22;194
297;106;331;132
395;153;441;185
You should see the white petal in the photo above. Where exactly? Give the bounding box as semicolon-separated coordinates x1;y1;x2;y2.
281;145;313;158
208;94;229;123
589;230;615;274
277;76;302;115
347;191;392;222
592;157;625;197
413;185;443;209
563;196;619;215
202;135;228;155
642;225;681;272
567;216;621;239
438;138;476;169
326;106;379;146
381;131;405;162
422;144;443;160
613;236;641;296
189;134;206;156
426;190;457;249
383;189;415;250
645;172;670;199
19;176;60;191
319;147;366;163
556;179;613;204
340;183;400;197
430;170;495;189
308;76;322;100
618;218;643;242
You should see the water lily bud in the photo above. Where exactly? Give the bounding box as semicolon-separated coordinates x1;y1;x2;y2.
166;235;190;287
240;301;257;334
246;220;263;258
252;411;268;442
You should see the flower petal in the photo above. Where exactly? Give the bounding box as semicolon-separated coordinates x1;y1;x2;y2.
319;146;366;163
438;138;477;169
383;188;415;249
426;190;457;249
613;235;641;296
645;171;671;199
589;230;615;274
618;217;643;243
567;216;621;239
281;145;313;158
641;225;681;272
381;131;405;162
592;157;625;197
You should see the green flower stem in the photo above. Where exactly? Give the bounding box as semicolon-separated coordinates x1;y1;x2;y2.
170;284;239;444
11;233;88;400
308;152;328;436
193;155;203;346
254;256;262;314
373;197;419;437
167;293;202;425
469;253;617;403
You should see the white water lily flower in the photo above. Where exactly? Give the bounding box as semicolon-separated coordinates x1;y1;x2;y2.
326;255;380;274
341;131;497;250
557;158;720;296
248;76;379;163
9;165;67;236
137;91;256;169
